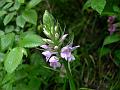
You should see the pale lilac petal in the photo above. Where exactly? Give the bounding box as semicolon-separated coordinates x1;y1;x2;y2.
68;55;75;62
61;52;71;60
49;56;61;69
71;45;80;51
42;51;52;58
108;16;115;24
108;24;116;35
41;45;48;49
60;44;79;61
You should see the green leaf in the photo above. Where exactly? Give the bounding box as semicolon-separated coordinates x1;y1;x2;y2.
2;73;15;85
4;47;24;73
103;34;120;45
43;10;55;31
83;0;91;10
3;12;16;25
2;83;12;90
0;33;15;52
100;47;111;57
3;2;13;10
0;53;5;62
0;10;7;17
22;9;37;25
0;30;5;37
27;0;42;8
18;0;25;3
0;0;6;8
9;0;21;11
28;78;41;90
5;25;14;33
114;50;120;66
18;33;45;48
91;0;106;14
16;15;26;28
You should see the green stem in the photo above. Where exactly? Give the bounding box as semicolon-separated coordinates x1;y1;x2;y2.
63;61;76;90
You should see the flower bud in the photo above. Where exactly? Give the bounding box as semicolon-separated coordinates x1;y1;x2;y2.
60;34;68;42
43;38;54;44
55;33;59;39
43;28;50;37
54;46;58;50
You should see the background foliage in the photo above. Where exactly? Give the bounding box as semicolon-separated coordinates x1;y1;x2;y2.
0;0;120;90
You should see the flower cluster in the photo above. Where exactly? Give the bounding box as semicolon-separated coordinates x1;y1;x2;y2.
41;35;79;69
107;16;116;35
41;10;79;69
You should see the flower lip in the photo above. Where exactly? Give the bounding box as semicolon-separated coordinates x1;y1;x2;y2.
41;45;49;49
42;51;52;58
49;56;61;69
60;44;79;61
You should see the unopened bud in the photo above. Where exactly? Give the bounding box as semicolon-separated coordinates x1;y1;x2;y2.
55;33;59;39
55;25;58;32
60;34;68;42
43;28;50;37
43;38;54;44
54;46;58;50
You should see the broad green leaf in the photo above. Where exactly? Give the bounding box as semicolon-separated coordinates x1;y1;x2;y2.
6;0;13;2
103;34;120;45
100;47;111;57
91;0;106;14
9;0;20;11
16;15;26;28
22;9;37;25
0;33;15;52
0;11;7;17
15;70;28;81
27;0;42;8
113;5;120;13
28;77;41;90
3;12;16;25
0;0;6;8
19;33;45;48
114;50;120;66
18;0;24;3
4;47;24;73
115;50;120;60
83;0;91;10
2;73;15;85
3;2;13;10
2;83;12;90
5;25;14;33
0;53;5;62
0;30;4;37
43;10;55;31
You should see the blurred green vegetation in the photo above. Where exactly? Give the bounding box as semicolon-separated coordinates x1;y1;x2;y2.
0;0;120;90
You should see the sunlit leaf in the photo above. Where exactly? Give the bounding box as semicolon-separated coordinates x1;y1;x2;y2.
18;33;45;48
22;9;37;25
103;34;120;45
16;15;26;28
4;47;24;73
91;0;106;14
27;0;42;8
0;33;15;52
3;12;16;25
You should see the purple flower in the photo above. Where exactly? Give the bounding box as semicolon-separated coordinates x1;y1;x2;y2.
60;45;79;61
42;51;52;61
107;16;115;24
41;45;49;49
49;56;61;69
108;24;116;35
